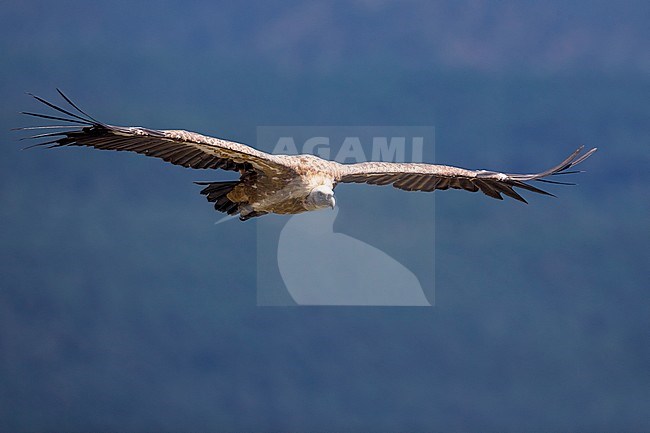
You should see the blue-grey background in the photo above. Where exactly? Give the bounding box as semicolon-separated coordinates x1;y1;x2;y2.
1;1;648;431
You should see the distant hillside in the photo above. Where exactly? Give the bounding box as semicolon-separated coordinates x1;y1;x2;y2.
1;1;649;74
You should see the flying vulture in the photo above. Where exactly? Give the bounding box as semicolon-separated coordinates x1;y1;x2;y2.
19;90;596;221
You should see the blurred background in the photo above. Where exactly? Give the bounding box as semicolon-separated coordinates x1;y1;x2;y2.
1;1;648;431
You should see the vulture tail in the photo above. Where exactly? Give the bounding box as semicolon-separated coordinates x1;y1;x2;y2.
195;181;241;215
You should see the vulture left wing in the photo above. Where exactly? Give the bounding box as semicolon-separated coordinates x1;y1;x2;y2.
337;146;597;203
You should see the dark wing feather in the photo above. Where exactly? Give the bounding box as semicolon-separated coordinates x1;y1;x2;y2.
18;90;292;176
337;146;597;203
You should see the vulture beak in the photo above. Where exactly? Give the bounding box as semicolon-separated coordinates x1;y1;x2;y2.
329;196;336;209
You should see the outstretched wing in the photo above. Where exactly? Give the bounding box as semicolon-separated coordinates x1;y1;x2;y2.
337;146;597;203
18;90;291;176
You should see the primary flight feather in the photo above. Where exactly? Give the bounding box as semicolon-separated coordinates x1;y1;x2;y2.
19;90;597;221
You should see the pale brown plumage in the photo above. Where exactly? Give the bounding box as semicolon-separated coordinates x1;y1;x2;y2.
19;90;597;220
